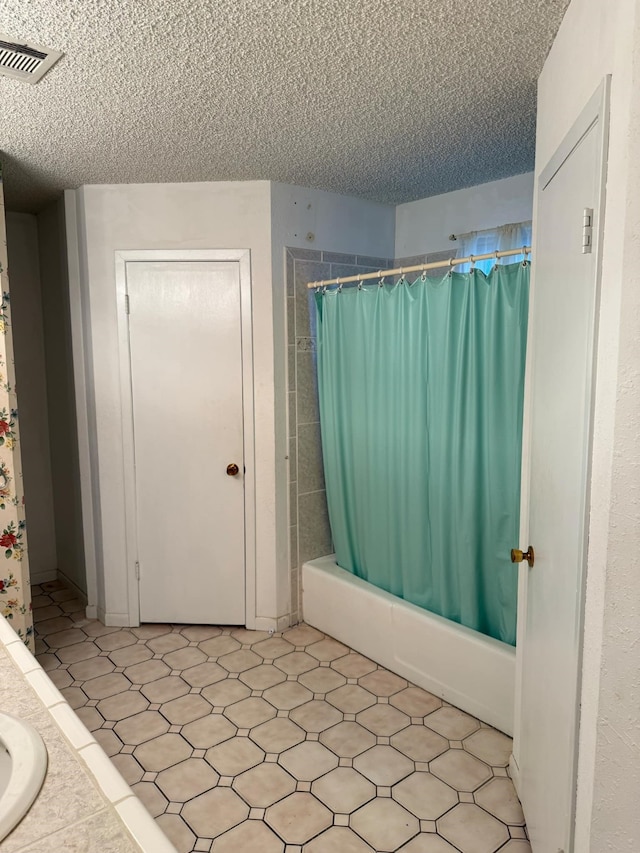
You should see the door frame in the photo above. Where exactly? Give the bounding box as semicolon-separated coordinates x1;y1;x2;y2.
115;249;256;627
512;77;610;843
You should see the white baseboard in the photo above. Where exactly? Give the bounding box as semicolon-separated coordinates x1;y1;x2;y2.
99;607;134;627
509;753;521;794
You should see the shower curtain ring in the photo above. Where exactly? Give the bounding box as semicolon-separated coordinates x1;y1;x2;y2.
522;245;529;266
469;254;475;273
357;274;362;291
378;270;384;287
448;257;455;277
336;277;343;293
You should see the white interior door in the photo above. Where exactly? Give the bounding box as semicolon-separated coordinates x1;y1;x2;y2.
126;260;245;624
516;82;609;852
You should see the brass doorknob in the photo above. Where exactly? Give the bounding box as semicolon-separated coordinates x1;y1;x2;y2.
226;463;240;477
511;546;534;568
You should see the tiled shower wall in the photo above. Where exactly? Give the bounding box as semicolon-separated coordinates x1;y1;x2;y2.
286;246;457;622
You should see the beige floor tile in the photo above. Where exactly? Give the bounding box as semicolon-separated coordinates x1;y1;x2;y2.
331;653;377;679
424;707;480;740
60;686;88;709
156;813;197;853
306;638;349;662
199;635;241;657
232;628;271;644
93;727;123;757
123;658;171;685
182;661;228;688
298;666;346;693
437;803;509;853
233;762;296;807
35;614;69;633
474;778;525;825
95;630;138;651
250;718;306;753
430;749;492;792
97;689;149;722
82;672;132;700
311;767;375;813
132;780;169;817
252;637;296;659
134;732;193;772
110;753;144;785
202;678;251;707
131;624;172;640
147;633;189;654
47;668;73;689
37;653;59;671
274;651;318;675
162;693;213;725
289;700;343;733
390;725;449;762
180;625;222;642
182;714;237;749
393;772;458;820
114;709;170;744
266;792;332;844
55;641;101;663
75;705;104;732
278;741;339;782
351;797;419;852
182;787;250;838
356;703;410;736
33;606;64;625
207;736;265;775
82;622;122;638
219;649;262;673
319;721;376;758
157;756;220;801
280;624;323;646
359;669;407;696
498;841;532;852
164;645;208;670
390;687;441;717
224;696;277;728
326;684;377;714
304;825;374;852
353;745;413;786
240;663;287;690
211;819;284;852
464;729;513;767
141;675;190;703
45;627;87;648
108;643;154;667
67;656;115;682
263;680;313;710
398;835;460;852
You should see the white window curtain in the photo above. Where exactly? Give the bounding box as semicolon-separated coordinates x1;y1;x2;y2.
456;221;532;273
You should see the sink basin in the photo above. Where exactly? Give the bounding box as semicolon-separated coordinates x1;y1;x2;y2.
0;711;48;841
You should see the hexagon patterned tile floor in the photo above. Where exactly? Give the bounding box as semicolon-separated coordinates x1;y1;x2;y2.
32;580;530;853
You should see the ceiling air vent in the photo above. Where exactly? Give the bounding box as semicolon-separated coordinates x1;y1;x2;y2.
0;34;62;84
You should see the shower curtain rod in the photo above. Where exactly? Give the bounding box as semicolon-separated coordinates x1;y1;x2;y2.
306;246;532;288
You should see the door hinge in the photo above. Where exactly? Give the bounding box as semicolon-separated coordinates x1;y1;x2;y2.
135;560;140;580
582;208;593;254
125;294;130;314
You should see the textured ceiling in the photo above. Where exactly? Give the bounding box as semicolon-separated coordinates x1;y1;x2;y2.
2;0;570;213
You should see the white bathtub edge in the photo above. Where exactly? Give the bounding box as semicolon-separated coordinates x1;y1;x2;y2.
302;556;515;735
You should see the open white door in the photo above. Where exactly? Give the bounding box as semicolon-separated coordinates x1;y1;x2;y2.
514;81;609;852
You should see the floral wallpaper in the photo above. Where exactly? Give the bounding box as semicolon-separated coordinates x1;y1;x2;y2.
0;163;33;650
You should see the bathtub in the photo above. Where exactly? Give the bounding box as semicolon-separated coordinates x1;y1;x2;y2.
302;555;516;735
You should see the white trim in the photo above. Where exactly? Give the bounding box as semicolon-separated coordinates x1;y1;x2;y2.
114;249;256;628
64;190;99;614
29;570;57;586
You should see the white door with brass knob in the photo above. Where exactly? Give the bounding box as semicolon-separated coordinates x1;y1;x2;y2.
125;258;246;624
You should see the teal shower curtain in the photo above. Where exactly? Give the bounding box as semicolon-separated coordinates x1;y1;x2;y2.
315;262;530;645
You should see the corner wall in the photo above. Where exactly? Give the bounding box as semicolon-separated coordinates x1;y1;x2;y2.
37;199;87;596
5;213;57;583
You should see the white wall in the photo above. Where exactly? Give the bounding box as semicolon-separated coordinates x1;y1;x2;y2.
37;200;87;596
529;0;640;848
5;213;57;583
71;181;276;626
395;173;534;258
270;182;396;618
